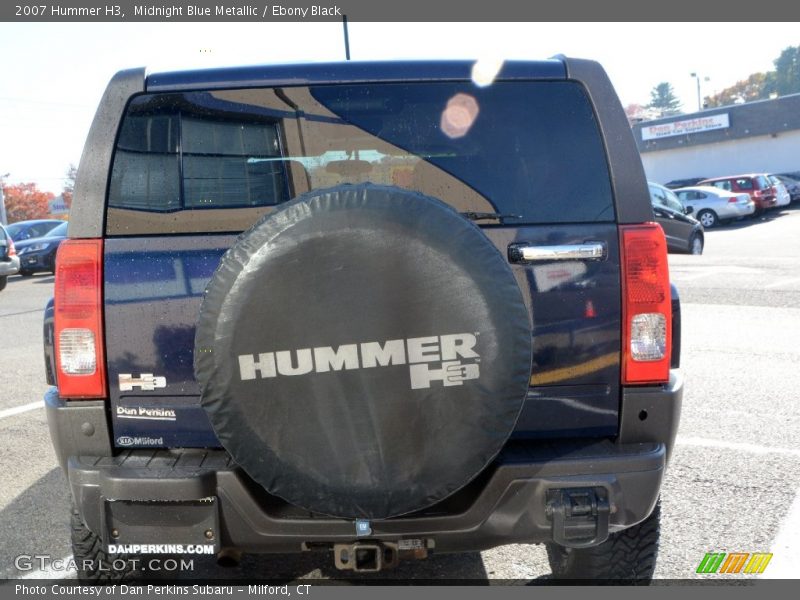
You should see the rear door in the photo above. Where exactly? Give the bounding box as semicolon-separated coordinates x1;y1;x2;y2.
650;184;694;251
103;79;623;448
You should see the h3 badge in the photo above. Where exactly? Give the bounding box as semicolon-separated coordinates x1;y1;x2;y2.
118;373;167;392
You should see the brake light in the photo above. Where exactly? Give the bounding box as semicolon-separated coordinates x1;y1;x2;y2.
53;239;107;398
728;197;739;203
8;239;16;257
620;223;671;384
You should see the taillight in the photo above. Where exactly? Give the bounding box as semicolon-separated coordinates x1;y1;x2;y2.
8;239;16;257
54;239;107;398
728;197;738;203
620;223;671;384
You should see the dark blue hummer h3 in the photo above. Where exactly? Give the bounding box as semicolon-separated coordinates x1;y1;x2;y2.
44;57;682;581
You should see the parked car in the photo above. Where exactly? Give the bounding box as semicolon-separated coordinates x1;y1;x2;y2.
45;58;683;583
697;174;776;213
775;173;800;202
767;175;791;208
0;223;20;291
663;177;708;189
14;221;68;276
775;170;800;182
673;186;755;228
649;182;704;254
4;219;65;242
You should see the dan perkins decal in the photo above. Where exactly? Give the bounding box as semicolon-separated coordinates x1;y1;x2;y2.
238;333;481;389
116;406;177;421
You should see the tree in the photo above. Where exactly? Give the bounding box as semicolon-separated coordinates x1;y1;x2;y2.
705;72;775;108
774;45;800;96
647;82;682;117
703;44;798;108
2;182;54;222
61;163;78;210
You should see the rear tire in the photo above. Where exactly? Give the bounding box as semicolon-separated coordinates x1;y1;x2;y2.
546;500;660;581
71;504;135;582
696;209;717;228
0;276;6;291
689;234;703;255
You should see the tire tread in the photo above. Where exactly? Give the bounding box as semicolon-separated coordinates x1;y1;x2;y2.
546;500;660;581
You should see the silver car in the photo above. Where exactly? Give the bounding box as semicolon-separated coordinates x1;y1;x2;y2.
768;175;792;207
674;185;755;228
0;223;21;292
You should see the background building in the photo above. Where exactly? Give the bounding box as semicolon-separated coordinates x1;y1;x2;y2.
631;93;800;184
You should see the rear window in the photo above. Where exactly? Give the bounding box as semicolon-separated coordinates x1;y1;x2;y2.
107;81;615;235
45;222;68;237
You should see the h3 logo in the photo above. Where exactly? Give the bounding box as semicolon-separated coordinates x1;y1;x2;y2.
409;361;480;389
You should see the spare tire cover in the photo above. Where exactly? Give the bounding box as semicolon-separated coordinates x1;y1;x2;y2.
195;184;532;519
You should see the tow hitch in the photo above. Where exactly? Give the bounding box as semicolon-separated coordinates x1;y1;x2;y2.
333;542;401;572
546;488;610;548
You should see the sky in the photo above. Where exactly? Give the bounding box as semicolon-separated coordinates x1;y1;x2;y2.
1;22;798;194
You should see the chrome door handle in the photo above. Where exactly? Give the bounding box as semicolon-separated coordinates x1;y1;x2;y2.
508;242;606;263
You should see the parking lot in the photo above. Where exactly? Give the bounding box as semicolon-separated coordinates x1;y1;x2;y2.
1;206;799;581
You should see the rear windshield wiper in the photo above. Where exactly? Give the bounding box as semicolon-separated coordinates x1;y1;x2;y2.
460;211;523;223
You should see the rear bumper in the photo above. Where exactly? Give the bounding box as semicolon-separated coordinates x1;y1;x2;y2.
755;197;777;210
46;372;682;554
718;203;755;219
0;256;20;276
17;250;53;272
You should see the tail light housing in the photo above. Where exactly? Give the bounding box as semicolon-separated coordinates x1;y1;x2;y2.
620;223;671;384
8;239;16;257
728;197;739;203
53;239;107;398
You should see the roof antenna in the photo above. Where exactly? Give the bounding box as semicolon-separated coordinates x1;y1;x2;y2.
342;15;351;60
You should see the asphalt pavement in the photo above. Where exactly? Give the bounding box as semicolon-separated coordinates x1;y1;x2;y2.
1;206;798;581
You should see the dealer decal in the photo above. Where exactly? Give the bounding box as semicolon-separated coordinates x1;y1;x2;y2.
116;406;177;421
107;543;216;555
238;333;481;389
116;436;164;447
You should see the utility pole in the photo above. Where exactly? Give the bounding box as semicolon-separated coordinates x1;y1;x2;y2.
690;73;701;112
690;73;710;111
342;15;351;61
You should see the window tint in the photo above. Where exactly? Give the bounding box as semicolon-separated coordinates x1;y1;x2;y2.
29;223;53;238
735;178;754;190
649;185;667;206
712;180;732;191
755;176;770;189
111;112;181;212
181;117;285;209
662;188;684;212
45;222;68;237
4;223;20;239
107;82;614;235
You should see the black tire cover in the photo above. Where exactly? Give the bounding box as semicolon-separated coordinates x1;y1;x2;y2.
195;184;532;519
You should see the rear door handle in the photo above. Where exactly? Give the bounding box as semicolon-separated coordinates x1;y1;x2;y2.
508;242;606;263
